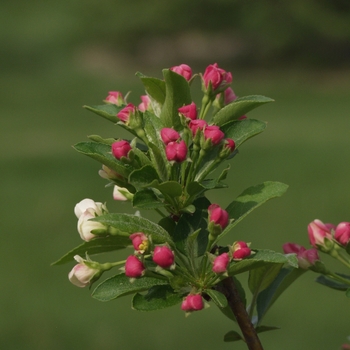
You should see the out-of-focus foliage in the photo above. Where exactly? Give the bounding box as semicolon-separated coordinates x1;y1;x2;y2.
1;0;350;71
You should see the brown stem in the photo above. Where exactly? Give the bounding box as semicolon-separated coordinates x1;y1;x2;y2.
220;277;264;350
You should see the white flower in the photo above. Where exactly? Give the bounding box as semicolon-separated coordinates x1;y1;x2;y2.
74;198;107;219
68;255;100;288
113;185;133;201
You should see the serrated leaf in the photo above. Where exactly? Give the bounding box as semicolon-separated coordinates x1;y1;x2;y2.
137;73;166;104
84;104;122;123
129;164;160;189
214;182;288;246
257;267;305;322
132;285;182;311
160;69;191;131
156;181;183;197
223;330;243;342
213;95;274;126
221;119;267;148
206;289;227;308
51;235;132;265
93;213;172;244
92;274;168;302
228;250;290;276
73;142;133;179
132;189;165;209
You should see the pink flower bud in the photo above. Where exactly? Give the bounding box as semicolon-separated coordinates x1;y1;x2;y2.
223;88;237;104
178;102;197;120
189;119;208;136
232;241;251;260
138;95;151;112
165;140;187;163
334;222;350;246
111;140;132;160
308;219;334;248
208;204;229;229
238;115;247;120
68;255;100;287
203;63;232;91
129;232;148;253
113;185;133;201
181;294;204;311
204;125;225;145
224;138;236;152
282;243;319;269
105;91;124;106
170;64;192;81
160;128;180;145
153;246;175;268
212;252;230;273
125;255;145;278
117;103;136;123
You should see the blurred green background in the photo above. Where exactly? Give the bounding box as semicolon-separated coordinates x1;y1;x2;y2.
1;1;350;349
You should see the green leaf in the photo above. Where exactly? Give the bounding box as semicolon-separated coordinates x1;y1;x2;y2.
132;285;183;311
257;267;305;322
160;69;192;131
206;289;227;308
93;213;172;244
223;330;243;342
228;250;290;276
92;274;168;302
212;95;274;126
137;72;166;104
87;134;115;145
51;235;132;265
315;274;350;291
215;182;288;245
156;181;183;197
221;119;267;148
84;104;122;123
132;189;165;209
129;164;160;189
73;142;133;179
255;325;280;334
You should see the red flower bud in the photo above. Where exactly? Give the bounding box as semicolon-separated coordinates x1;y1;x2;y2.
170;64;192;81
129;232;148;253
308;219;334;248
334;222;350;246
125;255;145;278
181;294;204;311
178;102;197;120
152;246;175;268
111;140;132;160
224;138;236;152
208;204;229;229
203;63;232;91
232;241;251;260
138;95;151;112
212;252;230;273
160;128;180;145
117;103;136;123
105;91;124;106
204;125;225;145
165;140;187;163
189;119;207;136
282;242;319;269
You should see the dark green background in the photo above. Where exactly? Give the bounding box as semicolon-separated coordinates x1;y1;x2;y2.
1;1;350;349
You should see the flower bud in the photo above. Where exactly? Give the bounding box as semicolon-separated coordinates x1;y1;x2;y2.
189;119;207;137
113;185;133;201
204;125;225;146
308;219;334;248
138;95;151;112
225;138;236;152
105;91;124;106
68;255;100;287
153;246;175;268
216;87;237;106
98;165;124;181
160;128;180;145
282;242;320;269
125;255;145;278
170;64;192;81
212;252;230;274
208;204;229;229
165;140;187;163
181;294;204;312
111;140;132;160
77;209;108;241
117;103;137;123
232;241;251;260
74;198;107;219
202;63;232;93
178;102;197;120
129;232;149;254
334;222;350;246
